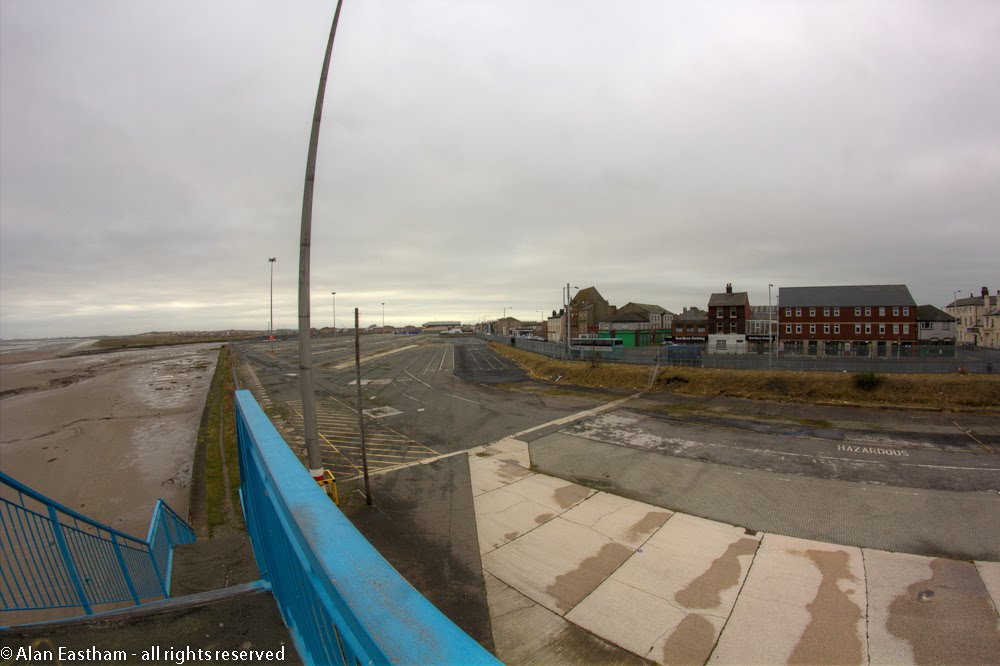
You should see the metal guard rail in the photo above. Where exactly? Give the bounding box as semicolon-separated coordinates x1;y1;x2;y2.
0;470;195;618
235;389;499;666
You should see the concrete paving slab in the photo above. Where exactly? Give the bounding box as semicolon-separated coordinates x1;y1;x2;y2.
569;513;759;665
483;516;634;616
473;436;530;460
866;549;1000;665
484;572;651;665
469;454;534;495
977;560;1000;614
474;486;559;554
559;491;673;549
500;473;596;514
710;534;868;665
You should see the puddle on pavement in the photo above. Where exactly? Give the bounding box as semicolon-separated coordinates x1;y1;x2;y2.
662;613;716;666
675;537;758;610
546;542;632;613
788;549;863;665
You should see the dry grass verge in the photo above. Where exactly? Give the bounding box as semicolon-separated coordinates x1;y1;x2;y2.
489;343;1000;412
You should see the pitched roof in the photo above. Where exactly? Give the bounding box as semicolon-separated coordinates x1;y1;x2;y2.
676;308;708;322
572;286;607;306
622;302;670;315
610;311;649;323
947;295;999;308
778;285;915;308
916;305;955;322
708;292;749;307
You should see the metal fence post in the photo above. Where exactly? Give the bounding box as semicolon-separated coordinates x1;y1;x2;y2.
111;533;142;606
47;505;92;615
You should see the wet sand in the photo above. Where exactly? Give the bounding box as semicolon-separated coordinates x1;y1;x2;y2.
1;340;219;537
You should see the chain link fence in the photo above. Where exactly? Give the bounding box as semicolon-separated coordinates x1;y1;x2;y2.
483;334;999;375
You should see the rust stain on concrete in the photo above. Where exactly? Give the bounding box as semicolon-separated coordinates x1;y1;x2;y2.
535;512;554;524
887;557;1000;665
788;549;864;666
545;542;632;613
675;537;758;610
662;614;717;666
553;483;591;509
626;510;672;543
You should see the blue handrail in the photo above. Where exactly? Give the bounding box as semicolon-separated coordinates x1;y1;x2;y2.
0;470;195;620
235;389;500;666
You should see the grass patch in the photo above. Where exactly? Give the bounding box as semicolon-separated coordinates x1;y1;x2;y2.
196;345;242;536
489;342;1000;412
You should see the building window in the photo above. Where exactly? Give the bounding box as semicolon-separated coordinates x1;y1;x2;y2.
903;307;909;316
834;308;840;317
834;324;841;334
810;324;816;334
809;308;816;316
903;324;909;334
795;308;802;317
855;324;861;334
823;308;830;317
824;324;831;334
786;324;792;334
893;324;899;334
943;322;950;330
879;324;886;334
920;322;931;330
865;307;872;317
893;307;899;316
730;322;737;332
855;307;862;316
865;324;872;334
717;322;723;332
879;307;886;317
796;324;802;334
785;308;791;317
730;307;737;318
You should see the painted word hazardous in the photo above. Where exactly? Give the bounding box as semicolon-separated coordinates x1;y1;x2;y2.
837;444;909;457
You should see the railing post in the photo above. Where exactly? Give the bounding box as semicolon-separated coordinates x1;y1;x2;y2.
111;533;142;606
47;505;92;615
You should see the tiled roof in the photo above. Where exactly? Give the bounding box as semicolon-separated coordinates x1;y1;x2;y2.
916;305;955;322
779;285;915;308
708;292;749;307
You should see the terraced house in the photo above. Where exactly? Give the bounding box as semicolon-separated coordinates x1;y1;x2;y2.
778;284;917;357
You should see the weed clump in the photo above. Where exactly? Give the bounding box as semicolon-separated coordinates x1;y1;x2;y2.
853;372;883;391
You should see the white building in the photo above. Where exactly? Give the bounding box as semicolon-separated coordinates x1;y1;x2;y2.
946;287;999;346
915;305;956;344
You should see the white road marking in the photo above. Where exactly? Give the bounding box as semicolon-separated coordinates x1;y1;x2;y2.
330;344;419;370
404;369;432;388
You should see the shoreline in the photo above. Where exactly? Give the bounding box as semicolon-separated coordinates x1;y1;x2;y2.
0;342;220;537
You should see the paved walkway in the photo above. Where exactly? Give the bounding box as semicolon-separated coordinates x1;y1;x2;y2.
468;438;1000;665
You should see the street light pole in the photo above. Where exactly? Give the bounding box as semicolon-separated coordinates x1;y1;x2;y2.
381;302;385;330
331;291;336;336
768;283;773;367
297;0;346;488
269;258;276;352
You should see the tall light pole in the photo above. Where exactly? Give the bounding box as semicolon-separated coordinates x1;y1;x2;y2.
269;258;276;350
381;302;385;330
768;283;773;367
331;291;336;336
297;0;346;488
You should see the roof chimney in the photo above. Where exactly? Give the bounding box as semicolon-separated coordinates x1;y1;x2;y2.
726;283;733;294
983;286;989;297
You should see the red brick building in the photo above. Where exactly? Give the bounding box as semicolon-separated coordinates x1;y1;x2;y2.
778;284;917;356
708;284;751;335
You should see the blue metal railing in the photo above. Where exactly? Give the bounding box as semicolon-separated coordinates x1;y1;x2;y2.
0;471;195;618
235;389;500;666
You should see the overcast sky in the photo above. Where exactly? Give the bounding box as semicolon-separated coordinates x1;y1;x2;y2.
2;1;998;338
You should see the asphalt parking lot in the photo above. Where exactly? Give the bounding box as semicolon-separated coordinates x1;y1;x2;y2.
237;334;998;493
